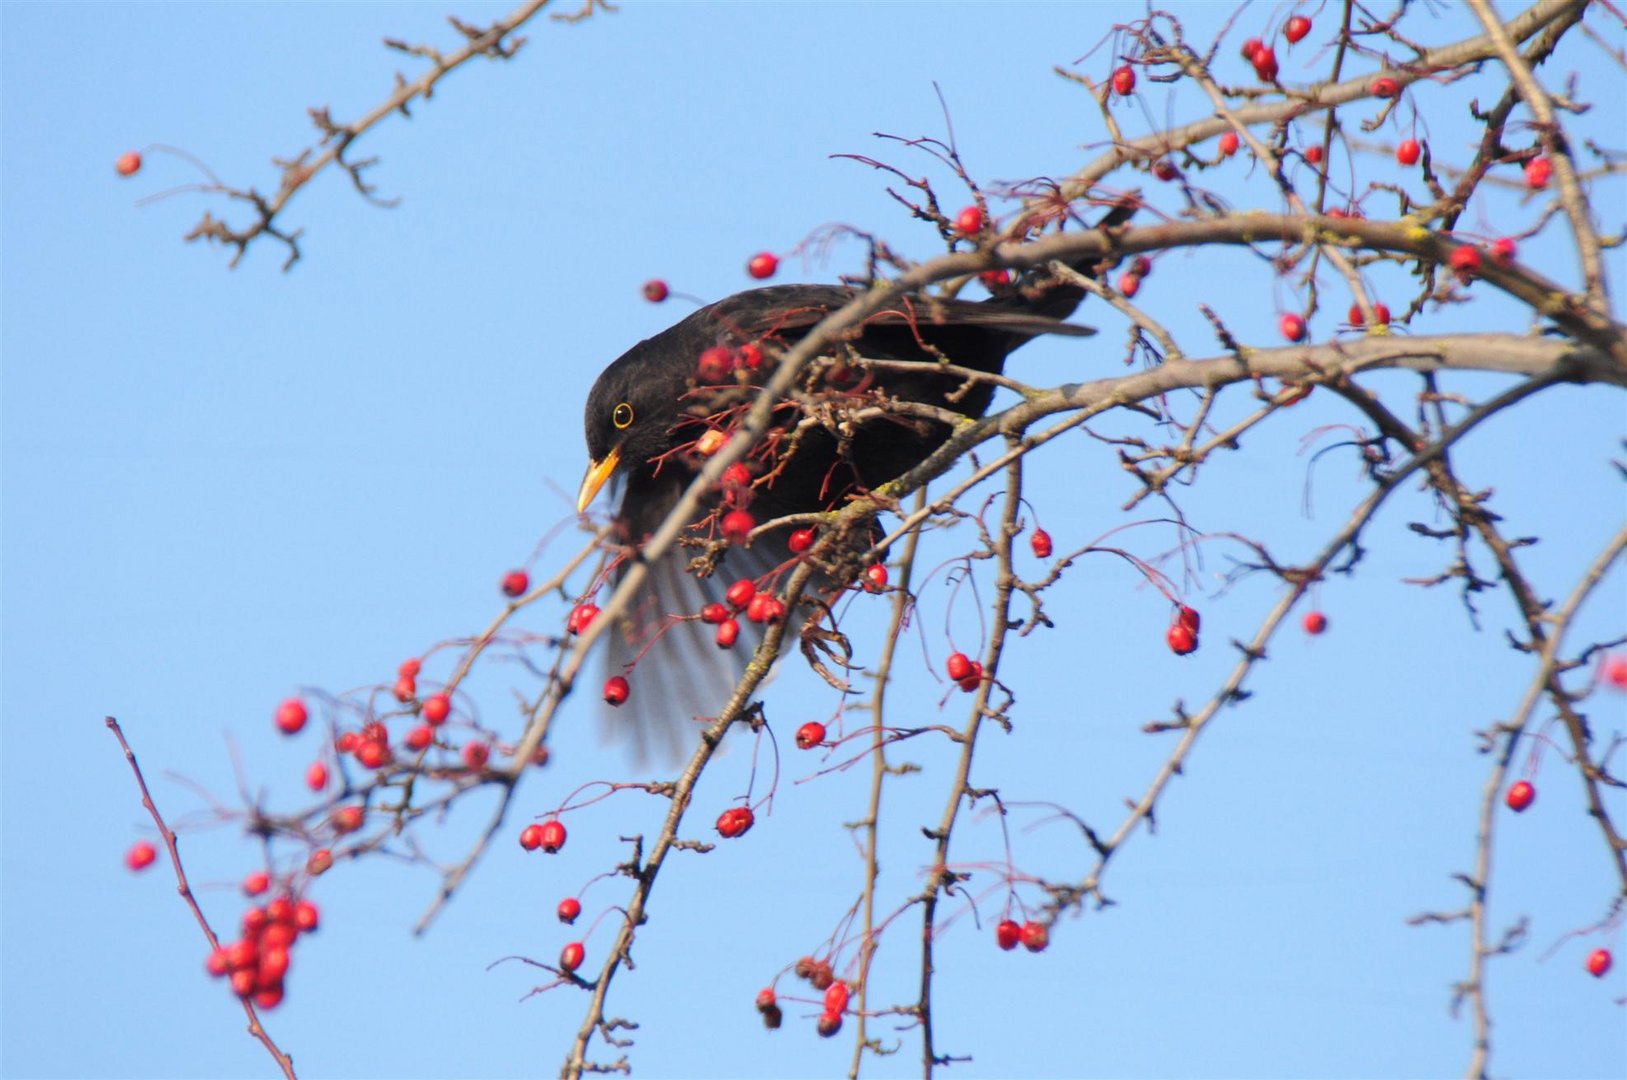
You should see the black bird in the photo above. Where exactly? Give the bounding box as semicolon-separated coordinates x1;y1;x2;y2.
579;208;1131;752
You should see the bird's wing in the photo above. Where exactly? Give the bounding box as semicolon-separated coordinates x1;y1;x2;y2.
707;285;1095;346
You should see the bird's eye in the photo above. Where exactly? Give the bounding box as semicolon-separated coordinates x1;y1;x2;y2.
612;402;635;430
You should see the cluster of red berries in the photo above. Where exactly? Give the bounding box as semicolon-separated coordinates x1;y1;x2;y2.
519;818;567;853
1348;302;1392;329
696;341;766;382
1117;255;1152;299
1241;37;1278;81
205;891;320;1011
995;917;1050;953
945;651;985;692
716;805;755;838
757;956;851;1036
1167;605;1201;656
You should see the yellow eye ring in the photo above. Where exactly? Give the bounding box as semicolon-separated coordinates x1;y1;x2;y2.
612;402;635;430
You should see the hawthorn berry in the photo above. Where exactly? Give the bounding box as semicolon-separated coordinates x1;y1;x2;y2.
1284;14;1311;43
519;824;545;851
716;805;755;839
1129;255;1152;278
243;907;270;937
788;527;816;554
1449;244;1483;282
1397;138;1420;166
1348;304;1365;327
1218;130;1240;157
1031;527;1054;558
206;948;230;977
746;252;779;280
1279;313;1307;342
421;692;451;725
404;725;433;752
823;981;850;1014
462;741;489;769
1302;610;1328;635
956;660;985;693
816;1011;843;1038
1490;238;1517;266
1370;75;1401;98
701;602;729;624
115;150;142;176
332;805;364;834
1151;159;1180;182
559;941;585;973
1177;606;1201;634
1111;65;1135;96
745;592;785;623
980;268;1011;288
305;761;329;791
243;871;271;897
294;900;319;932
258;944;291;984
274;698;308;735
336;731;358;754
696;346;733;383
641;279;669;303
1505;779;1535;813
539;819;567;853
725;578;757;609
1372;303;1391;326
946;652;975;682
721;462;753;495
737;342;764;370
567;603;600;635
795;721;826;749
603;676;630;707
1586;948;1612;977
254;984;285;1010
1020;920;1050;953
307;849;333;875
125;841;158;871
557;897;582;924
1524;156;1552;189
1305;145;1324;166
392;676;417;703
807;958;835;990
1167;623;1197;656
1604;655;1627;691
995;919;1021;951
954;205;985;236
1251;45;1279;81
230;968;257;998
501;570;529;597
863;563;889;592
355;738;390;769
721;508;756;544
1240;37;1264;62
1118;272;1142;297
715;618;740;648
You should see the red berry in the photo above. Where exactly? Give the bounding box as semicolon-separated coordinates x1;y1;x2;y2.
294;900;319;933
1302;610;1328;635
1240;37;1264;61
1372;303;1391;326
946;652;975;682
957;660;985;693
392;676;416;703
1490;238;1517;266
747;593;785;624
332;805;364;834
335;731;358;754
1251;45;1279;81
701;602;729;624
725;578;757;609
1218;130;1240;157
404;725;433;752
1166;623;1197;656
1019;921;1049;952
257;944;290;984
1397;138;1420;166
243;871;270;897
1129;255;1152;278
355;738;390;769
1524;156;1552;189
817;1011;843;1037
1151;159;1180;182
863;563;889;592
398;657;422;679
1604;655;1627;690
254;984;285;1010
788;527;816;554
795;721;826;749
274;698;308;735
980;268;1011;288
125;840;158;871
1305;145;1324;166
1030;528;1053;558
1177;606;1201;634
206;948;230;977
715;618;740;649
1111;65;1135;96
721;508;756;544
1505;780;1535;813
242;907;269;937
1586;948;1612;977
954;205;985;236
721;462;753;494
746;252;779;280
557;897;582;924
1118;272;1142;297
501;569;529;597
755;987;777;1012
716;805;755;839
1370;76;1401;98
305;761;329;791
737;342;764;370
421;692;451;725
603;676;630;707
1278;312;1307;342
567;603;600;635
995;919;1021;951
1284;15;1311;43
641;279;669;303
520;824;545;851
228;968;257;998
115;150;143;177
261;922;296;950
696;345;733;382
306;849;333;875
462;741;489;769
1450;244;1483;281
823;981;850;1014
560;941;585;973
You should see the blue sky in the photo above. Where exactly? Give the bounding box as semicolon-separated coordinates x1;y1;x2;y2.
3;3;1623;1078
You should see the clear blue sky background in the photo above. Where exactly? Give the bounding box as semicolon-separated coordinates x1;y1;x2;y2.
3;3;1623;1078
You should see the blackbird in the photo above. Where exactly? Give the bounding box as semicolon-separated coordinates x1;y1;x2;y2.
579;209;1130;752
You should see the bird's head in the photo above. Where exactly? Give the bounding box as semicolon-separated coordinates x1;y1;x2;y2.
578;340;696;514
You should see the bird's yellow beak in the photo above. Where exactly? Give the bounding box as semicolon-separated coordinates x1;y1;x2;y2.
577;448;621;513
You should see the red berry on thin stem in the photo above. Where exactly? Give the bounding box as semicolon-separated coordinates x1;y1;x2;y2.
1585;947;1612;977
1152;159;1180;182
823;981;850;1014
1524;156;1552;189
462;741;489;769
567;603;600;635
603;676;630;707
557;897;582;924
716;805;755;839
795;721;826;749
788;527;815;554
1251;45;1279;81
422;692;451;726
1450;245;1483;281
641;279;669;303
1505;780;1535;813
946;652;975;682
1284;15;1311;43
305;760;328;791
1304;145;1324;166
115;151;143;176
1240;37;1264;61
243;871;270;897
559;941;585;973
1302;610;1328;635
721;508;755;544
1020;921;1050;952
125;841;158;871
274;698;308;735
307;849;333;875
1218;131;1240;157
1166;623;1197;656
1370;76;1401;98
746;252;779;280
1118;272;1141;297
863;563;889;592
1111;65;1135;96
539;819;567;853
715;618;740;649
725;578;757;609
954;205;984;236
404;725;433;752
1279;313;1307;342
1177;606;1201;634
1397;138;1420;165
995;919;1021;951
957;660;984;692
1603;655;1627;691
1490;238;1516;266
519;824;545;851
1030;528;1053;558
817;1011;843;1037
501;570;529;597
